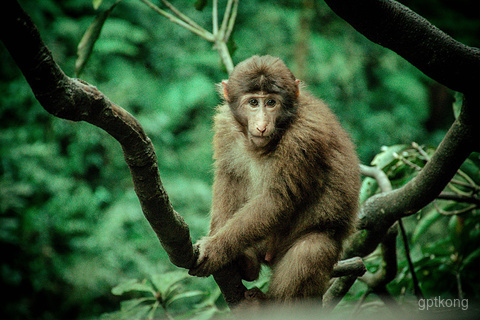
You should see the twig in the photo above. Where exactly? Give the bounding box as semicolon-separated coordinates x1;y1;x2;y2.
219;0;234;39
392;152;423;171
223;0;239;42
456;270;464;300
398;219;423;300
434;202;476;216
212;0;219;35
450;178;480;192
456;168;477;189
139;0;215;42
139;0;235;74
359;164;392;193
411;142;430;161
437;192;480;205
160;0;205;32
215;40;234;74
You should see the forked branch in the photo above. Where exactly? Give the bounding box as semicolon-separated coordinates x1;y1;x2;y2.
139;0;238;73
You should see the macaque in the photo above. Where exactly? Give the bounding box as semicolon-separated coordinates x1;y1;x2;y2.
189;55;360;302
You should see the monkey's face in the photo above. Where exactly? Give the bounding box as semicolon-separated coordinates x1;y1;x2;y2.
237;92;283;148
221;55;301;150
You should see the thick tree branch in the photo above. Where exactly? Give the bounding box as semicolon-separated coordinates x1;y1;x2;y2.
323;0;480;95
357;99;478;240
320;0;480;260
1;0;195;269
360;226;398;291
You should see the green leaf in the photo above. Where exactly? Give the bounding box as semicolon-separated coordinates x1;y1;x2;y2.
193;287;223;309
412;209;442;243
359;177;378;203
371;144;406;170
452;92;463;119
188;307;220;320
111;279;155;296
462;247;480;269
101;305;152;320
423;238;453;256
120;297;155;312
448;215;463;251
459;155;480;185
150;271;189;298
165;290;205;308
76;0;121;76
93;0;103;10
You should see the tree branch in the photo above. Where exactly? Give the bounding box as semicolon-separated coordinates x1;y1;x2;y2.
398;219;423;299
1;0;196;269
323;0;480;306
360;164;392;193
358;98;478;239
323;0;480;94
437;192;480;205
331;257;366;278
139;0;215;42
160;0;206;33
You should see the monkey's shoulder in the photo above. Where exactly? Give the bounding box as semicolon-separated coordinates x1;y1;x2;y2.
281;95;338;147
212;104;244;150
211;104;249;169
278;93;357;169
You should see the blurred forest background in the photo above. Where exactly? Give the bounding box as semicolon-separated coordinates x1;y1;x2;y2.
1;0;479;319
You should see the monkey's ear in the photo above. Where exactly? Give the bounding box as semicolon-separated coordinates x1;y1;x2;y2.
295;79;300;97
222;80;230;102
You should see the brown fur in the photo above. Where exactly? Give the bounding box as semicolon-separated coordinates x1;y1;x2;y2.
189;55;360;302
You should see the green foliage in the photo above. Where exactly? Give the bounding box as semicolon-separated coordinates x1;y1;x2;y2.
76;1;122;76
1;0;479;319
359;145;480;304
101;271;225;320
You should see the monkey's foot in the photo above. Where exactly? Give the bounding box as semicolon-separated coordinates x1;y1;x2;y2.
233;287;267;313
245;287;267;301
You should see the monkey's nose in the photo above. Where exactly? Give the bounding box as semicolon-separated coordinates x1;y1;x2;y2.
256;126;267;134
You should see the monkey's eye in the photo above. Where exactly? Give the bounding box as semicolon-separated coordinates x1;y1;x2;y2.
266;99;276;107
249;98;259;107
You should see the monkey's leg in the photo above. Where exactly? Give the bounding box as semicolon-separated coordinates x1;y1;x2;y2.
236;247;261;281
268;232;340;302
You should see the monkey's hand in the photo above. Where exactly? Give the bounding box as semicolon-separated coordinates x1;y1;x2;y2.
188;237;227;277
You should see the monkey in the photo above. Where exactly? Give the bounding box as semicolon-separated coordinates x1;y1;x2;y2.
189;55;360;302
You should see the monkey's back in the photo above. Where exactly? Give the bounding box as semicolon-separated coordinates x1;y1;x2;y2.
279;92;360;243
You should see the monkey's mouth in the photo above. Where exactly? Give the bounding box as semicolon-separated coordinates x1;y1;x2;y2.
250;134;271;147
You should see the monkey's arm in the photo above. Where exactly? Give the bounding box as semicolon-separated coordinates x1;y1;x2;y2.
189;189;292;277
209;169;247;236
